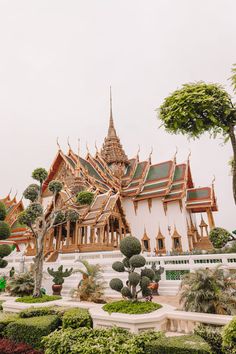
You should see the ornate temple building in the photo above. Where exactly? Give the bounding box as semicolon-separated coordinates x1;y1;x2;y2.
24;95;217;260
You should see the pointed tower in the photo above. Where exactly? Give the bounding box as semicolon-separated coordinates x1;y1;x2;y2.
101;88;129;178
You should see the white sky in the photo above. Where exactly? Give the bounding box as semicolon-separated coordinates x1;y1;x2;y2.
0;0;235;230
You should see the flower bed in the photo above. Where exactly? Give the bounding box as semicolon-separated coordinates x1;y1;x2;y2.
103;300;162;314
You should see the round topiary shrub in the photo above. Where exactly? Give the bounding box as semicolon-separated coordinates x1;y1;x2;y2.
32;168;48;183
27;203;43;218
141;267;155;280
112;261;125;272
77;191;94;205
129;255;146;268
121;287;132;298
209;227;232;248
66;210;79;222
48;180;63;194
110;278;124;292
129;272;141;286
122;257;130;268
0;244;12;258
0;221;11;240
54;211;66;225
0;202;7;221
23;184;40;202
140;276;151;290
120;236;141;258
0;259;7;268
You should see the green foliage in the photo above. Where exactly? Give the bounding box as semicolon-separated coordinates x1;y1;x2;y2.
73;260;105;302
0;245;12;258
18;210;35;227
0;313;19;335
112;261;125;272
0;203;7;221
42;326;163;354
180;267;236;314
120;236;141;258
103;300;162;314
109;278;123;292
16;295;61;303
6;272;34;297
62;308;92;329
23;184;40;202
53;210;66;225
111;236;156;300
0;221;11;240
129;272;141;286
32;168;48;184
129;255;146;268
48;180;63;194
222;317;236;353
209;227;233;248
5;315;60;349
27;203;43;218
194;324;223;353
47;265;73;285
159;82;235;138
0;259;7;268
66;209;79;222
146;334;212;353
19;306;67;318
77;191;94;205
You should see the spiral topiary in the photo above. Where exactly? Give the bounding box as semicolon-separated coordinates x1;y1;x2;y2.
110;236;157;301
110;278;124;292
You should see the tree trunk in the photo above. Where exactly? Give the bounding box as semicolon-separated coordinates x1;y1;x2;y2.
33;235;45;297
229;124;236;205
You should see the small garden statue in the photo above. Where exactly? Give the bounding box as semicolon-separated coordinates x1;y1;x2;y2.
110;236;155;301
48;265;73;295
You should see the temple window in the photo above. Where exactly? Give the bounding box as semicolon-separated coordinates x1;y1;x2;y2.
156;227;165;254
171;226;182;251
141;227;151;252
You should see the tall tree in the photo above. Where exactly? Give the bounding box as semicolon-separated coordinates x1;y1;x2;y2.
18;168;79;297
159;75;236;204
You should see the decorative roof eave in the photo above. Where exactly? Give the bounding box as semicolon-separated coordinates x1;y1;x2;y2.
171;225;182;239
156;227;164;239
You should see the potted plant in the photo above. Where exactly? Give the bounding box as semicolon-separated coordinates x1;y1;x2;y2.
47;265;73;296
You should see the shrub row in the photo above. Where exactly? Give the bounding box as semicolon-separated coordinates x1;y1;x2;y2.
103;300;162;314
16;295;61;303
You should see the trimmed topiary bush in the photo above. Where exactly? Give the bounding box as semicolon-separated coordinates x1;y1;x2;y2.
23;184;40;202
0;203;7;221
19;306;67;319
0;222;11;240
5;315;61;349
77;191;94;205
0;313;19;336
110;236;155;300
62;308;92;329
103;300;162;314
0;245;12;258
209;227;233;248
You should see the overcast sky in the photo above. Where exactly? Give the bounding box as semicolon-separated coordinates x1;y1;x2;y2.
0;0;235;230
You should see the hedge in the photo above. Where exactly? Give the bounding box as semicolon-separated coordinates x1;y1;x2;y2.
5;315;61;349
103;300;162;314
19;306;68;318
62;308;92;329
16;295;61;303
0;338;43;354
0;314;19;336
146;335;212;354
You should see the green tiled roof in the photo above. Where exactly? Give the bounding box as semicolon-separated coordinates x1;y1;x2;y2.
170;183;184;191
173;165;185;181
133;162;147;179
66;156;76;168
187;188;210;201
142;181;168;192
79;157;102;181
146;161;172;182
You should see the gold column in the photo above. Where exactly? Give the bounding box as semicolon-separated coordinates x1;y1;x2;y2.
206;208;215;230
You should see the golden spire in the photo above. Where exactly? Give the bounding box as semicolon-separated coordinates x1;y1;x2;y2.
100;87;128;166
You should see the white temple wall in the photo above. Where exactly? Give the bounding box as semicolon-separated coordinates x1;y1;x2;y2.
123;197;189;253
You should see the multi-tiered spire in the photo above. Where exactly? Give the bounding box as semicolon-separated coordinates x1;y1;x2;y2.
101;88;128;168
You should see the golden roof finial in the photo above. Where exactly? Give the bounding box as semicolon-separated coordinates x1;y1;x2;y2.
75;138;81;175
86;142;90;155
95;141;99;153
7;188;12;198
136;145;140;159
149;146;153;163
56;137;61;151
174;146;178;162
67;137;71;151
212;175;216;186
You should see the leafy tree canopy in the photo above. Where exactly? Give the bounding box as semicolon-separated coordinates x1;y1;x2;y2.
159;82;236;138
